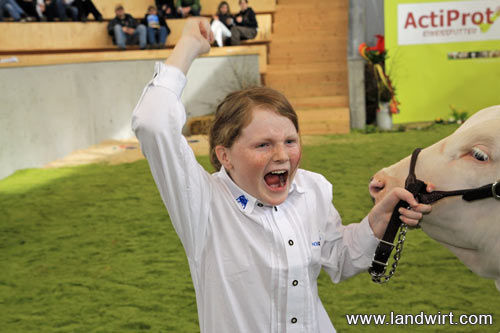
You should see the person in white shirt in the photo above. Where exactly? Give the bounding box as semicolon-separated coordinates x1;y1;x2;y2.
131;18;433;333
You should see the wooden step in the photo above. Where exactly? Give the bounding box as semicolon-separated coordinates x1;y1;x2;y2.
272;14;347;24
269;34;347;44
276;3;348;11
272;23;347;34
297;107;350;135
289;96;349;109
272;31;347;40
267;0;350;132
269;43;347;56
268;61;347;73
269;52;346;65
268;81;348;98
266;70;348;85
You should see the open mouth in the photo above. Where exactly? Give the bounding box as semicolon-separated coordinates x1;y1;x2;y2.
264;170;288;191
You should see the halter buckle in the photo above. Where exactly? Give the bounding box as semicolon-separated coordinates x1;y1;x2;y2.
492;181;500;200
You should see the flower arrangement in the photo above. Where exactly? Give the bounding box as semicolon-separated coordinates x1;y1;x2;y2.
358;35;399;115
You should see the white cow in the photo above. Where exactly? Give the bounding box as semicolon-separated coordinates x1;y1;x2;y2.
369;105;500;290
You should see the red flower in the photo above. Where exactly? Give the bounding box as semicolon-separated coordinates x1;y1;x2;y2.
367;35;385;54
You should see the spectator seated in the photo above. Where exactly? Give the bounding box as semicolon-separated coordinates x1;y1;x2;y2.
92;0;274;19
0;14;271;52
200;0;275;15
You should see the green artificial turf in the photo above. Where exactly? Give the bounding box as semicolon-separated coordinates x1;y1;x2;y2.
1;124;499;332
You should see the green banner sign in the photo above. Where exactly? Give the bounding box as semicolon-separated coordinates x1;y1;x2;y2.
385;0;500;124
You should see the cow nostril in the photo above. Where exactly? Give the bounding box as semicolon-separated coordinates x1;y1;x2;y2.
369;179;385;197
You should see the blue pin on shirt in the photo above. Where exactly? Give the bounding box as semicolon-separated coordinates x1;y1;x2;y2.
236;195;248;209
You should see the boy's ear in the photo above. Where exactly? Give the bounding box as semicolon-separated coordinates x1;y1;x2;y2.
215;145;233;170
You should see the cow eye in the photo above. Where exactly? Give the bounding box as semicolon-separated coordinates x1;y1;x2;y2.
471;147;489;162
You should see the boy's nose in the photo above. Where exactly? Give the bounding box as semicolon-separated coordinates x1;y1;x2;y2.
273;144;289;163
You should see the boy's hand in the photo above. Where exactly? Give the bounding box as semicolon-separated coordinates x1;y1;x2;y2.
165;18;214;74
368;185;433;239
181;17;213;54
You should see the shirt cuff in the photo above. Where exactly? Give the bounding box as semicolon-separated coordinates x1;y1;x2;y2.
151;62;187;98
358;216;379;259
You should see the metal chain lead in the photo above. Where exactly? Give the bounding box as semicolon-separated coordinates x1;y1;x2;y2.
370;223;408;284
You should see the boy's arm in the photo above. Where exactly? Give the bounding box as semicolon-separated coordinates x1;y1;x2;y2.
164;18;212;74
132;18;214;260
320;179;431;282
315;179;379;282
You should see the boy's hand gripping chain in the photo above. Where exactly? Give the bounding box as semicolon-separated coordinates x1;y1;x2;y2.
369;148;427;284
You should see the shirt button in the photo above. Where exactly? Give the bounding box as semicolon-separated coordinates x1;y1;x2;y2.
292;280;298;286
257;203;263;207
291;317;297;324
288;240;294;246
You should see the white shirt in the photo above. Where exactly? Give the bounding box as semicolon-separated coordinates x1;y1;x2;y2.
131;63;379;333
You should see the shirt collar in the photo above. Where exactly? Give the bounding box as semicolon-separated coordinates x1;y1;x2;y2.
216;166;305;214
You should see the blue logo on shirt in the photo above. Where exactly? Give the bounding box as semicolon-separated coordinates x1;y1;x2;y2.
312;241;321;247
236;195;248;209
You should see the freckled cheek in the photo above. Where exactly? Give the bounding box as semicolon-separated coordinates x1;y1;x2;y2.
290;147;302;168
245;155;270;178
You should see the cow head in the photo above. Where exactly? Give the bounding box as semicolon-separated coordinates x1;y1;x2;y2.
369;105;500;291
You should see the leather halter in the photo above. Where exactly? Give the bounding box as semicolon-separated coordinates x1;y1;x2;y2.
369;148;500;279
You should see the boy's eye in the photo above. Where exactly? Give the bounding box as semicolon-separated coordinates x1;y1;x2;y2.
256;143;269;148
286;139;297;144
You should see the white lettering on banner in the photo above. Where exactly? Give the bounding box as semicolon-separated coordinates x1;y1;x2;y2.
398;1;500;45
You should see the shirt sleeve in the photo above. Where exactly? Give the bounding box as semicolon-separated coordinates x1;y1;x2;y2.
131;62;212;261
319;181;379;283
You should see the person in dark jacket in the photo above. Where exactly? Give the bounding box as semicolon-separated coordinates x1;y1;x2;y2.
0;0;27;21
15;0;40;20
155;0;178;18
175;0;200;17
73;0;102;22
44;0;77;21
230;0;257;45
142;5;170;49
107;4;147;50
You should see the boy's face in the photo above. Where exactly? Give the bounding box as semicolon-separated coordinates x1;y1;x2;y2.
149;8;157;15
220;108;301;206
239;0;248;10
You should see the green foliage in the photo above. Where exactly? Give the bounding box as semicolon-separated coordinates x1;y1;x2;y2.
1;124;499;332
449;105;469;124
365;50;387;65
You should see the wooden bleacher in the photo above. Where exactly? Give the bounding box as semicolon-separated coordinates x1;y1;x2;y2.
0;14;271;53
92;0;275;19
0;45;268;75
